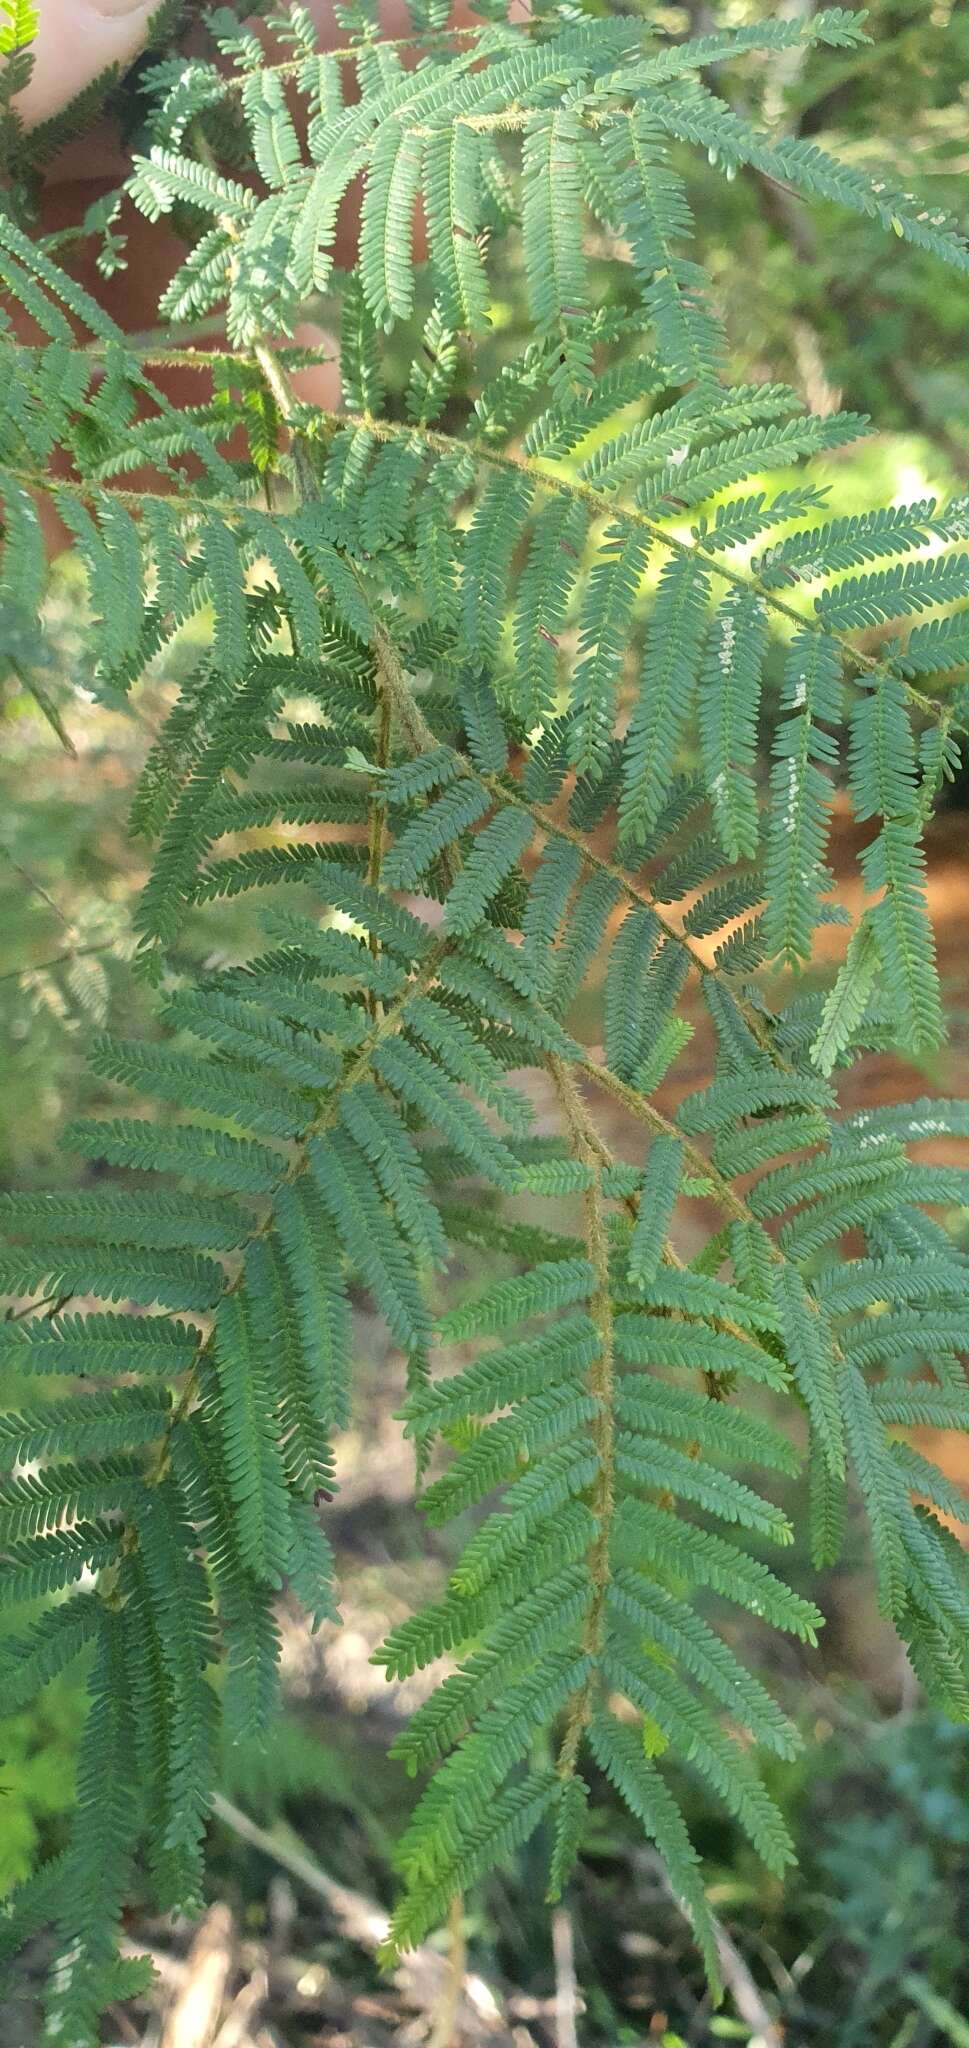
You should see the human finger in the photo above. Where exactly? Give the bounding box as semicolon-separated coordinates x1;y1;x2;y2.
14;0;159;129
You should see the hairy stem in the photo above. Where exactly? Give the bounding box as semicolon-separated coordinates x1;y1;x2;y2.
365;689;393;1016
548;1055;616;1772
0;363;952;722
246;328;798;1263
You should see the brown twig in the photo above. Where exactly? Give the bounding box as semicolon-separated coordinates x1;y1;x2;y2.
209;1795;512;2042
159;1903;236;2048
427;1894;467;2048
551;1906;582;2048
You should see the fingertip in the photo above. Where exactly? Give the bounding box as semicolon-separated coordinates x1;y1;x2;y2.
14;0;156;129
289;324;343;416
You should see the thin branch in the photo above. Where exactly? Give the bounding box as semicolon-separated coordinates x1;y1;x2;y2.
196;9;549;98
158;1903;235;2048
2;408;958;723
483;773;729;990
0;938;116;986
551;1906;581;2048
548;1053;617;1770
713;1920;784;2048
3;1290;62;1323
315;411;951;714
427;1894;467;2048
1;849;76;931
235;331;815;1287
211;1792;388;1947
582;1053;753;1231
365;686;393;1015
7;663;77;754
0;332;337;373
210;1796;510;2040
226;326;777;1039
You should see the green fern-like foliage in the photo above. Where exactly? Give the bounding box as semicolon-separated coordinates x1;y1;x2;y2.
2;3;969;2035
